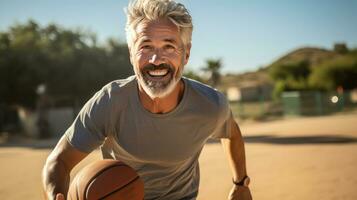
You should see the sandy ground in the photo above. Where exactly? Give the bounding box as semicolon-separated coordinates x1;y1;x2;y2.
1;112;357;200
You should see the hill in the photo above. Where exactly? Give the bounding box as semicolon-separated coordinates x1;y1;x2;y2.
268;47;339;70
220;44;350;91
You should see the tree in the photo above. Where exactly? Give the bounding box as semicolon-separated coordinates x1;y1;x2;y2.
0;20;49;108
269;60;310;98
202;58;222;87
269;60;310;84
309;54;357;91
0;20;133;108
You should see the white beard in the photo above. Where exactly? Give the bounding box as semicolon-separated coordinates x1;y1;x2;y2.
134;64;183;99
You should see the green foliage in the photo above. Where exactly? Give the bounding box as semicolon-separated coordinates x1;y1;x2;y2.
272;80;286;100
183;68;204;83
201;58;222;87
269;60;311;99
333;43;349;54
269;48;357;96
269;60;310;85
309;54;357;90
0;20;133;108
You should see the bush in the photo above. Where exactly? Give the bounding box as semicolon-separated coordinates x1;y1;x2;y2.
309;54;357;90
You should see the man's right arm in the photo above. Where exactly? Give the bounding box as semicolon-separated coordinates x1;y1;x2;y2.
42;136;89;200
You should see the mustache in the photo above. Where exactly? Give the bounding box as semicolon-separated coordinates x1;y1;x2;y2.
142;63;174;72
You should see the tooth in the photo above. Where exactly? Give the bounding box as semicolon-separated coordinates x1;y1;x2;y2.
149;69;168;76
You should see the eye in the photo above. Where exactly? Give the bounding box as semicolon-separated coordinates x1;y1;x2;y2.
140;45;153;53
164;45;175;53
141;45;152;49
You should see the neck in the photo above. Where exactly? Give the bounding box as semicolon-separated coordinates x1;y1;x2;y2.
138;79;185;114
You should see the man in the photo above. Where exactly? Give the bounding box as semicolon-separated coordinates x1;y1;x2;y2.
42;0;252;199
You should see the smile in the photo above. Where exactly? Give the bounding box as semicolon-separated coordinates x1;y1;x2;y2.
147;69;170;77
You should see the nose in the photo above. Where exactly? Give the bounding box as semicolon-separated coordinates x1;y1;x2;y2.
149;50;165;66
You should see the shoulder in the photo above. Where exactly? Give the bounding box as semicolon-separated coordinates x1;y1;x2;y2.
101;75;136;97
85;75;136;112
184;77;228;109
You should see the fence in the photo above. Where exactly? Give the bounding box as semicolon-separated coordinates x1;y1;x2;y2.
230;90;357;120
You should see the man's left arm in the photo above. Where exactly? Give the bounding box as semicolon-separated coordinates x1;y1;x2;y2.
221;119;252;200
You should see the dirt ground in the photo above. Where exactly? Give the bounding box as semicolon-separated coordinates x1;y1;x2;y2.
1;112;357;200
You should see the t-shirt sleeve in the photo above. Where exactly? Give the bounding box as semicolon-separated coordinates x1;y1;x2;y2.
64;88;112;153
210;93;233;139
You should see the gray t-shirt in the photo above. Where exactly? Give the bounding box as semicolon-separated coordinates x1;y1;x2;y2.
65;76;232;200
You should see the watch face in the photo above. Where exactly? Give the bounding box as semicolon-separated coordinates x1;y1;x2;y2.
244;177;250;186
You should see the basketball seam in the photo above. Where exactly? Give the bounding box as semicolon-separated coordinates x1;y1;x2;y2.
98;176;140;200
83;163;128;200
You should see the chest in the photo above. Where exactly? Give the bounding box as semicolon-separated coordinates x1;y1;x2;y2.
112;107;217;163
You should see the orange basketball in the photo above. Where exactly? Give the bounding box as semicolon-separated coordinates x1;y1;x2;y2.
67;159;144;200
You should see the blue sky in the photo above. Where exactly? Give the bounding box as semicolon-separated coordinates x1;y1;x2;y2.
1;0;356;73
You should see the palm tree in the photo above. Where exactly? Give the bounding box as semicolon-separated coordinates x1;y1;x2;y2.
202;58;222;87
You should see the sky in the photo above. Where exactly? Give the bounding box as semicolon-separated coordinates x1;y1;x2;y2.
1;0;357;74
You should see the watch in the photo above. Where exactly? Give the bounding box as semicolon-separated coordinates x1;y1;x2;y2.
233;175;250;187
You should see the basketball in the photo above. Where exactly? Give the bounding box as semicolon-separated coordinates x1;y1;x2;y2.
67;159;144;200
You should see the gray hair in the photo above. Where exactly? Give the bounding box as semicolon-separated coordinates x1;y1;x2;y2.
125;0;193;49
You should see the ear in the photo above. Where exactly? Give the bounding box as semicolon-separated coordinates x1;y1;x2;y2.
183;43;191;65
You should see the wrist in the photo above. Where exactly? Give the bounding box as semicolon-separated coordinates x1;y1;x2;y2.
232;175;250;187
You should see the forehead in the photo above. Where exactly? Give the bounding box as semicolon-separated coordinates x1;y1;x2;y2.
135;18;181;43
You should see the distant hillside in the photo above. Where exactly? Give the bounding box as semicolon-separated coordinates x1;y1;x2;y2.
267;47;339;70
219;70;272;90
220;44;349;90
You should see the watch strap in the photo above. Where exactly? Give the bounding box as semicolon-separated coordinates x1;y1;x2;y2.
233;175;248;186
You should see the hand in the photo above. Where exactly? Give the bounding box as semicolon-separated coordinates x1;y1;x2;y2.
228;185;252;200
55;193;65;200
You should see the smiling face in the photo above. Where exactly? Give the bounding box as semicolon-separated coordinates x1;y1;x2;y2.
129;18;191;99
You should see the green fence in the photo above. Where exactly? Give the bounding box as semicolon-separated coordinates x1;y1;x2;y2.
230;90;357;120
230;101;283;120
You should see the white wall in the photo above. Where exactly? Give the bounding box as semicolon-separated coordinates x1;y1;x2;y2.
18;107;74;138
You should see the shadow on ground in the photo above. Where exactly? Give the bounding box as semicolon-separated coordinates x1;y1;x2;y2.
2;134;357;149
244;134;357;145
207;134;357;145
0;137;59;149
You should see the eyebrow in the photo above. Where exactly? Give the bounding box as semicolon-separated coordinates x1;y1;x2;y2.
163;38;177;44
139;38;151;44
138;38;178;45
